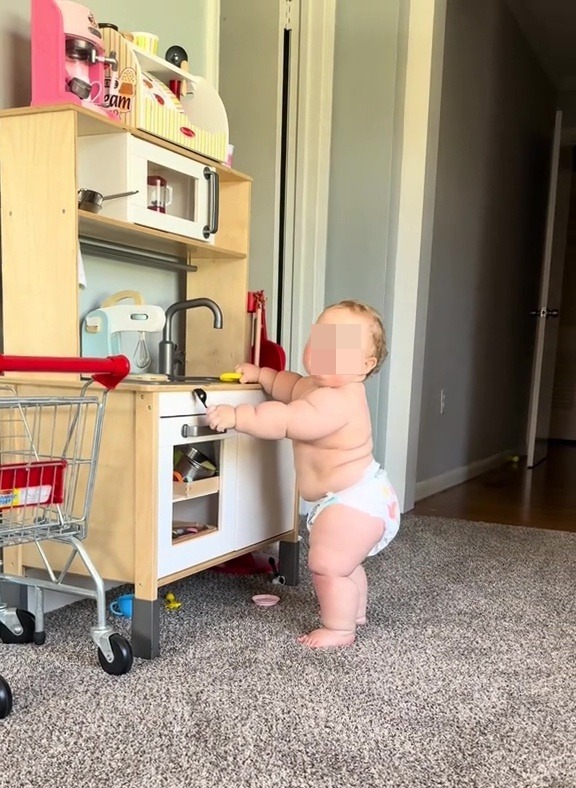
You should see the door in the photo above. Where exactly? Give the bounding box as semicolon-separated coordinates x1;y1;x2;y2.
526;109;571;467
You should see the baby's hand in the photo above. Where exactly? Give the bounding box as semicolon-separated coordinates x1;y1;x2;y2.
235;363;260;384
206;404;236;432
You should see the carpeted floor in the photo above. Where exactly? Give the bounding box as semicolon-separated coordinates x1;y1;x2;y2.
1;515;575;788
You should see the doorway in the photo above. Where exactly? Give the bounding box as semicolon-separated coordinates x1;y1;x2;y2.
415;141;576;532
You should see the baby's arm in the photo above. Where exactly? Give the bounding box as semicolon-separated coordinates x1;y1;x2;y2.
268;370;302;403
239;363;302;403
234;388;348;441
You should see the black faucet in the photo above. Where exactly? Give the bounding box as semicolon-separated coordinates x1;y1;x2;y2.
158;298;223;377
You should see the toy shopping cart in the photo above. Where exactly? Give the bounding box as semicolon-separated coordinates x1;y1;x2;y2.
0;354;132;715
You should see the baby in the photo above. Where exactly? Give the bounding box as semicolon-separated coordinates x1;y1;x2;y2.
206;300;400;648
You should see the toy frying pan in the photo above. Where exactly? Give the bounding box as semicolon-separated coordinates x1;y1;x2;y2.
259;297;286;371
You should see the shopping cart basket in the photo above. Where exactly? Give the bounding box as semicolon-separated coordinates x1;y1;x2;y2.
0;354;133;715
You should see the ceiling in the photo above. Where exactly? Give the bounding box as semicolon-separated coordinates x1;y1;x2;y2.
505;0;576;91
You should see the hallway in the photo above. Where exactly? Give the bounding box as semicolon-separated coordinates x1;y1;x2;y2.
412;443;576;533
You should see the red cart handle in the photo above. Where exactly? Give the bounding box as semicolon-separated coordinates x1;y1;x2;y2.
0;354;130;390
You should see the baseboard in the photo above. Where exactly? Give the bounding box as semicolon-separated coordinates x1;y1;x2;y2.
415;450;516;502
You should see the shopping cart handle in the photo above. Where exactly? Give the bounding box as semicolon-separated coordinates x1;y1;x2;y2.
0;354;131;390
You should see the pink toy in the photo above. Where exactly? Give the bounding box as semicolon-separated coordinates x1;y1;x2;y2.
252;595;280;608
31;0;118;118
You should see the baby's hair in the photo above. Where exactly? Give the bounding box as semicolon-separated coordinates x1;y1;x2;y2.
323;300;388;377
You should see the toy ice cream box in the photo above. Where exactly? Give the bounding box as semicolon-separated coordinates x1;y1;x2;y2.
100;27;229;163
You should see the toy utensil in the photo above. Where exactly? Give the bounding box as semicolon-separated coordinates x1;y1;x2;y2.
194;386;228;433
193;388;207;408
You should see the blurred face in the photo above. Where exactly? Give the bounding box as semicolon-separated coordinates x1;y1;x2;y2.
302;308;377;386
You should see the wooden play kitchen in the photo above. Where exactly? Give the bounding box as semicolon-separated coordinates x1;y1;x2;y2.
0;103;299;660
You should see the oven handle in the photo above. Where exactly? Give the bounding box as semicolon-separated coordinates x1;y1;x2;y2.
203;167;219;239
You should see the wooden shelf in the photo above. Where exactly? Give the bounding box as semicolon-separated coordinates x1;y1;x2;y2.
173;477;220;502
0;104;250;183
78;210;245;261
172;521;218;545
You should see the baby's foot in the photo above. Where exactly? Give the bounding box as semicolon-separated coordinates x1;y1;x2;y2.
297;628;356;648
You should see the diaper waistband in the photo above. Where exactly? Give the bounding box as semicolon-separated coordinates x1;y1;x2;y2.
304;459;383;506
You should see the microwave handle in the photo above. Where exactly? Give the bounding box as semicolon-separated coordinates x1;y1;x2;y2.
203;167;219;239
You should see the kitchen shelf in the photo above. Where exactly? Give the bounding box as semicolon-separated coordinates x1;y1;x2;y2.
173;477;220;502
0;105;249;183
172;521;218;546
131;47;196;85
78;211;244;261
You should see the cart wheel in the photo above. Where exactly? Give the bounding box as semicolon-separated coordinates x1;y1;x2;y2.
0;609;35;644
0;675;13;719
98;634;134;676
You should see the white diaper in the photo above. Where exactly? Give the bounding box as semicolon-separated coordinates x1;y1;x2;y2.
304;460;400;556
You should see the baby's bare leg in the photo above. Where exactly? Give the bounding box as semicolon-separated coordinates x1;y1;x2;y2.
299;504;384;648
350;565;368;625
318;564;367;623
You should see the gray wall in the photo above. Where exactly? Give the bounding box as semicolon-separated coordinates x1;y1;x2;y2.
417;0;556;482
559;91;576;129
0;0;211;111
325;0;405;458
0;2;30;108
0;0;211;368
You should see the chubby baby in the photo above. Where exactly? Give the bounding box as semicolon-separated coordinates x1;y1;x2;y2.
206;300;400;648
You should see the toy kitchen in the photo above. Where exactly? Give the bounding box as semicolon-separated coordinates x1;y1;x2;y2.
30;0;230;244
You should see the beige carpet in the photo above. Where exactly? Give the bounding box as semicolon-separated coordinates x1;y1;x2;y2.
1;515;575;787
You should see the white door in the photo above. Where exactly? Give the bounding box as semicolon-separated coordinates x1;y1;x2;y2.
526;109;570;467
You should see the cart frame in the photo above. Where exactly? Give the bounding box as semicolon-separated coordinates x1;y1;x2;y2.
0;354;133;685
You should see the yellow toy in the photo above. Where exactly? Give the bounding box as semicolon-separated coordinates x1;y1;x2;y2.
164;592;182;611
219;372;241;382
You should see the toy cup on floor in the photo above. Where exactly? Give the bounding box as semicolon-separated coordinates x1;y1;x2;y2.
109;593;134;618
252;594;280;607
131;32;159;55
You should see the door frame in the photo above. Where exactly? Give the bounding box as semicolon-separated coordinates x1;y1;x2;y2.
526;109;565;466
215;0;335;372
284;0;336;370
383;0;448;512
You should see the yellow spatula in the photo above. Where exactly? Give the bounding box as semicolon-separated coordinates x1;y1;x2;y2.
219;372;242;382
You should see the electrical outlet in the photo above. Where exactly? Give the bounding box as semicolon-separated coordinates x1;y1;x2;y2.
440;389;446;415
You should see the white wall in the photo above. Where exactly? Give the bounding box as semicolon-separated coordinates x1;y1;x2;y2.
416;0;556;490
